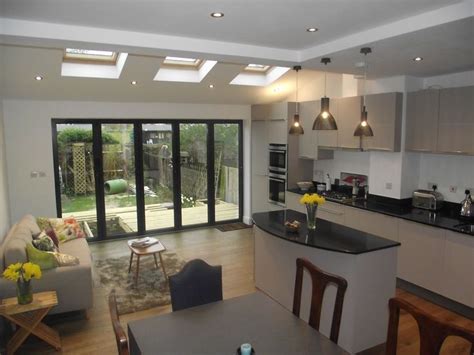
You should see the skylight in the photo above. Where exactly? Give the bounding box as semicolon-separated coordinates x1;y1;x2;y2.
64;48;118;64
245;64;271;73
163;56;202;67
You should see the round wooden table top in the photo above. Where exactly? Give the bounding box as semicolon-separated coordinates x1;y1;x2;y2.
127;238;166;255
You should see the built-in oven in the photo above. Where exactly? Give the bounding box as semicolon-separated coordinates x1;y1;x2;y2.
268;143;287;173
268;171;286;206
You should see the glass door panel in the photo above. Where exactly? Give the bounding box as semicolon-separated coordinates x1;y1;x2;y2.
142;123;174;230
180;123;208;226
101;123;137;236
56;123;97;239
214;123;240;221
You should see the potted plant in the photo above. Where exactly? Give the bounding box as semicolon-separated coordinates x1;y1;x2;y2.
299;193;326;230
3;262;42;305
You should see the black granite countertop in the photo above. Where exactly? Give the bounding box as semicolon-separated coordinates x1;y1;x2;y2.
252;209;400;255
287;188;474;236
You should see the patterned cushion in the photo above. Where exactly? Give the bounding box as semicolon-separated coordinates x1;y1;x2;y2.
38;217;86;244
32;233;57;252
26;243;58;270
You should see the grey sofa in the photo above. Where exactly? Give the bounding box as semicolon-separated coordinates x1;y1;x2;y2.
0;215;93;315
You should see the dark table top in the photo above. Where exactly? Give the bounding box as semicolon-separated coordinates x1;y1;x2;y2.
127;292;348;355
253;209;400;255
287;188;474;237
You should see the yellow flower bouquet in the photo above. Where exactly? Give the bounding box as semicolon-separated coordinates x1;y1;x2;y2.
299;193;325;230
3;262;42;304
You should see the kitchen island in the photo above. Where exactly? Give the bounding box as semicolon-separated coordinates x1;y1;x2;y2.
253;209;400;354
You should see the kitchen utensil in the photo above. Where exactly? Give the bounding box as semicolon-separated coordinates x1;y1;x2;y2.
412;185;444;211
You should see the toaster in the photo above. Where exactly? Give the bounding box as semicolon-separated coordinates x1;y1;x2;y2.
412;189;444;211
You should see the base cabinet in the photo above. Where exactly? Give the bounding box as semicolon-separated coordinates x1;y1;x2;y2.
344;207;398;242
442;231;474;307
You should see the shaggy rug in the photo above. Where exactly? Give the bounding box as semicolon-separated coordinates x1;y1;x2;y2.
94;253;185;315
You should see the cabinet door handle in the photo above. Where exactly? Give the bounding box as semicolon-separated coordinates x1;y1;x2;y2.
319;208;344;216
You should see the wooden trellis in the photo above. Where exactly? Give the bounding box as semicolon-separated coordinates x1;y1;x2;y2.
72;143;87;195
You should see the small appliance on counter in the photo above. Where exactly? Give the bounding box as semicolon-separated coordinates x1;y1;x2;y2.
460;189;474;219
412;185;444;211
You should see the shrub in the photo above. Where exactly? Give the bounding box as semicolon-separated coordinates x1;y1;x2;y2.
58;128;118;145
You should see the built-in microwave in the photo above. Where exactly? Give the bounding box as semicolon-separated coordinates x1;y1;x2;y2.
268;143;287;173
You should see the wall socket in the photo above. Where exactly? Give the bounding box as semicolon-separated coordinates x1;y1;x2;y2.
385;182;392;190
449;185;457;193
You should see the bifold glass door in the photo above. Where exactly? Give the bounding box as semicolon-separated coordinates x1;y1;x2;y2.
53;120;242;240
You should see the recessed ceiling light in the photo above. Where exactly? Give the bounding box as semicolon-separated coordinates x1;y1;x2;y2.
131;80;138;85
210;12;224;18
35;76;43;81
306;28;318;32
413;56;423;62
209;84;214;88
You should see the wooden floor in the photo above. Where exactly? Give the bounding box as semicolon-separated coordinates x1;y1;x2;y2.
9;227;473;355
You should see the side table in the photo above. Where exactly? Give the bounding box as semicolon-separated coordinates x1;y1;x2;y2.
0;291;61;354
128;238;168;286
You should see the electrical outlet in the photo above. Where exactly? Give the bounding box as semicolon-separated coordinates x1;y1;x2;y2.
39;171;46;177
385;182;392;190
30;171;38;178
427;182;436;190
449;185;457;193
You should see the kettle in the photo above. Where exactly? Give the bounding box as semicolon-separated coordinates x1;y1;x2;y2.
460;190;474;219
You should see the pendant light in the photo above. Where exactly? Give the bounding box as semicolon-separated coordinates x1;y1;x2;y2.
313;57;337;130
354;47;374;137
289;66;304;135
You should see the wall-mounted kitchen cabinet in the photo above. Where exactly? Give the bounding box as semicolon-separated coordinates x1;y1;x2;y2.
334;96;362;150
405;89;440;152
251;102;295;121
298;101;334;160
436;86;474;155
405;85;474;155
364;92;403;152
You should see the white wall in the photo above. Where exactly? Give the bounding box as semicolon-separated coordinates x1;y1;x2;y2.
0;100;11;236
2;100;251;222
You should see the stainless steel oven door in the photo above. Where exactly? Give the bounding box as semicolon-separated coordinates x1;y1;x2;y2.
269;174;286;207
268;148;287;173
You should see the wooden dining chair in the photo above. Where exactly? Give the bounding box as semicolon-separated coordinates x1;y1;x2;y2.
108;290;129;355
292;258;348;344
386;297;474;355
169;258;223;311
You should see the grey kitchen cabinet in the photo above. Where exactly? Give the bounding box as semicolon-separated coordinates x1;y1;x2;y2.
397;220;445;295
344;206;398;242
251;101;296;121
317;201;346;225
268;120;288;145
298;101;334;160
436;86;474;155
334;96;362;150
251;121;269;176
442;231;474;307
364;92;403;152
405;89;440;152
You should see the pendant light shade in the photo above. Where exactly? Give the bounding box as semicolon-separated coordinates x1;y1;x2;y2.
289;66;304;135
354;47;374;137
313;58;337;131
353;106;373;136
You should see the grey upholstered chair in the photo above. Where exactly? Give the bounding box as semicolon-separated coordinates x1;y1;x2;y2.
169;259;223;311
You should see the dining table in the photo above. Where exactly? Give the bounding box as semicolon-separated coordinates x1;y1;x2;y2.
127;291;349;355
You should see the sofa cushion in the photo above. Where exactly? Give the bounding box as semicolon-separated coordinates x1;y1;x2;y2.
4;237;29;266
26;243;58;270
59;238;91;267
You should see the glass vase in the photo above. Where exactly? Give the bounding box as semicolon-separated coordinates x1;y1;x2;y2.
306;203;318;230
17;279;33;305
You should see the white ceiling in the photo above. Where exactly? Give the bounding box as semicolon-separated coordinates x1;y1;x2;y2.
0;0;460;50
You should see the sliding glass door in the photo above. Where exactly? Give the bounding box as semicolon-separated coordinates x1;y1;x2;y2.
53;119;242;241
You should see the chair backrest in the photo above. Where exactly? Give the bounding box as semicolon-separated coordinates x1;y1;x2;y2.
386;297;474;355
108;290;129;355
292;258;348;344
169;259;223;312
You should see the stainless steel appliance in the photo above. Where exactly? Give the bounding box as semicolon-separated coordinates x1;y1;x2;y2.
268;171;286;206
460;189;474;219
268;143;287;173
412;187;444;211
268;143;287;206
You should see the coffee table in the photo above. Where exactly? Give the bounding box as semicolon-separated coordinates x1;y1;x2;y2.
0;291;61;355
128;238;168;286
